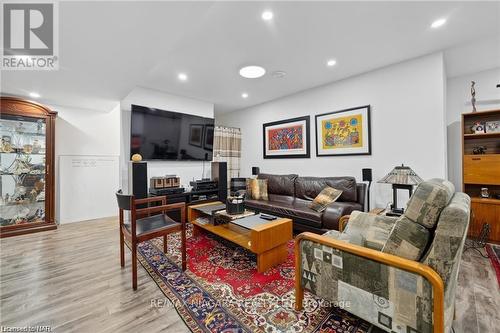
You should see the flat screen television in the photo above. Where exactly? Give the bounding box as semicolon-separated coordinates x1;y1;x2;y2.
130;105;214;161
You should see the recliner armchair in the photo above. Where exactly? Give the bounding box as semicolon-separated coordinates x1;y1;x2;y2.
295;179;470;333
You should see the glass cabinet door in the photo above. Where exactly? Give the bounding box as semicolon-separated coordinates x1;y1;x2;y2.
0;115;47;226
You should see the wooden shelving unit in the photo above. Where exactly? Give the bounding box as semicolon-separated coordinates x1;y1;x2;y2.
462;109;500;243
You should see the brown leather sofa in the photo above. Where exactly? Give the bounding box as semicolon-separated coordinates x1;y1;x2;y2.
245;173;366;234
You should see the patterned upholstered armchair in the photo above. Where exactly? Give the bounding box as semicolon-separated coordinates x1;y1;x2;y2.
295;179;470;333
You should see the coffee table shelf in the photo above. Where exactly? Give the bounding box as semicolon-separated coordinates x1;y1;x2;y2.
188;201;292;272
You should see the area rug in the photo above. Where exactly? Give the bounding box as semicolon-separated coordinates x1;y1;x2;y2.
136;227;372;333
486;243;500;288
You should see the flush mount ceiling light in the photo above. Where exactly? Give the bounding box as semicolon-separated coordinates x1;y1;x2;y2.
29;92;41;98
239;65;266;79
261;11;273;21
431;18;447;28
241;92;249;99
178;73;188;81
327;59;337;67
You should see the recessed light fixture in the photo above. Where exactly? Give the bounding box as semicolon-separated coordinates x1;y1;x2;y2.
241;93;249;99
29;92;41;98
327;59;337;67
261;11;273;21
431;18;446;28
239;65;266;79
271;70;287;78
178;73;188;81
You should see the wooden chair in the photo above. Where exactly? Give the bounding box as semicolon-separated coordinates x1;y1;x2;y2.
116;190;186;290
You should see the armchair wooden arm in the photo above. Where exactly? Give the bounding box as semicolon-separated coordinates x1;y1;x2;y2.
338;215;350;232
294;232;445;333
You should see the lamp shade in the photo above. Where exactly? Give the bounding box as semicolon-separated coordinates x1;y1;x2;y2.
252;167;260;176
378;164;423;185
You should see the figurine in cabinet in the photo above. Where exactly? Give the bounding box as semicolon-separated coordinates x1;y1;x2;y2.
471;121;485;134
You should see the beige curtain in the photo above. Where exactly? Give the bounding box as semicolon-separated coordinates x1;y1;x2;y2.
213;126;241;185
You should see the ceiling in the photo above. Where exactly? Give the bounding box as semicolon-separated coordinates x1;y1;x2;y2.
2;1;499;114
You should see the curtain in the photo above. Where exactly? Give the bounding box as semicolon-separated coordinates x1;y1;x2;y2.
213;126;242;186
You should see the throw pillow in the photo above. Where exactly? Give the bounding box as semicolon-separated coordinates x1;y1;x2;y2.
382;216;431;261
309;186;342;212
246;178;269;201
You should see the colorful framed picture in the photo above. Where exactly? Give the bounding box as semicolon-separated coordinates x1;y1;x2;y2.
315;105;371;156
189;124;204;147
204;125;214;151
263;116;310;159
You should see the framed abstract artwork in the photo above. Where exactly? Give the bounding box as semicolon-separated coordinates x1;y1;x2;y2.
262;116;310;159
189;124;204;147
315;105;371;156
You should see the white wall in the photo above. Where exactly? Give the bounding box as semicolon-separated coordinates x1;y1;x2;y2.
120;87;215;191
53;103;121;222
217;53;447;210
446;67;500;190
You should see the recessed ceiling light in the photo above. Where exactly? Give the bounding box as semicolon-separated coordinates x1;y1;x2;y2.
271;70;287;78
431;18;446;28
29;92;41;98
239;65;266;79
241;93;249;99
327;59;337;67
178;73;188;81
261;11;273;21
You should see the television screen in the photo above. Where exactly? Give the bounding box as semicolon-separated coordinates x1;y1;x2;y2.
130;105;214;161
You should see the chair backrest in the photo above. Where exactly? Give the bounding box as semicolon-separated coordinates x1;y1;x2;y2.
421;191;470;331
422;191;470;283
403;178;455;228
116;190;133;211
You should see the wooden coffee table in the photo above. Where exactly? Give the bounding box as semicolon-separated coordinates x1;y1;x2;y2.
188;201;293;273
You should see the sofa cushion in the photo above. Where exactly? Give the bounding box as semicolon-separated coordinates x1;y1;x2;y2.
405;178;455;228
310;186;343;212
382;216;431;261
295;176;357;202
244;198;274;211
339;211;397;251
245;198;323;228
246;178;269;201
257;173;298;196
268;194;294;204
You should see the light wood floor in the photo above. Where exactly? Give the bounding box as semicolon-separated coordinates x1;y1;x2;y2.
0;218;189;333
1;218;499;333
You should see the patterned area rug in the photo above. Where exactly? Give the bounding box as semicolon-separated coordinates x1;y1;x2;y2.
136;227;371;333
486;243;500;288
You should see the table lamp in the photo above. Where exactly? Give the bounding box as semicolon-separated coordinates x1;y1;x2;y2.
378;164;423;216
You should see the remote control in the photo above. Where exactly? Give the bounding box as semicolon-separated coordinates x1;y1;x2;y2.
260;213;277;220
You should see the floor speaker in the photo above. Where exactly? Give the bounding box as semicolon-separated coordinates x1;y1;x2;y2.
362;168;372;211
129;162;148;200
211;162;227;201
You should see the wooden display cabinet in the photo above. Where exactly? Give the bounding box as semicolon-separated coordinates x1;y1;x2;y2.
462;109;500;243
0;97;57;237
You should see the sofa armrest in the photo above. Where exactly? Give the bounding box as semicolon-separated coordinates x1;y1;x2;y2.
322;202;363;230
295;232;445;333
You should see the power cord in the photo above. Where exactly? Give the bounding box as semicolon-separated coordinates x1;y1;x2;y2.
463;210;490;258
